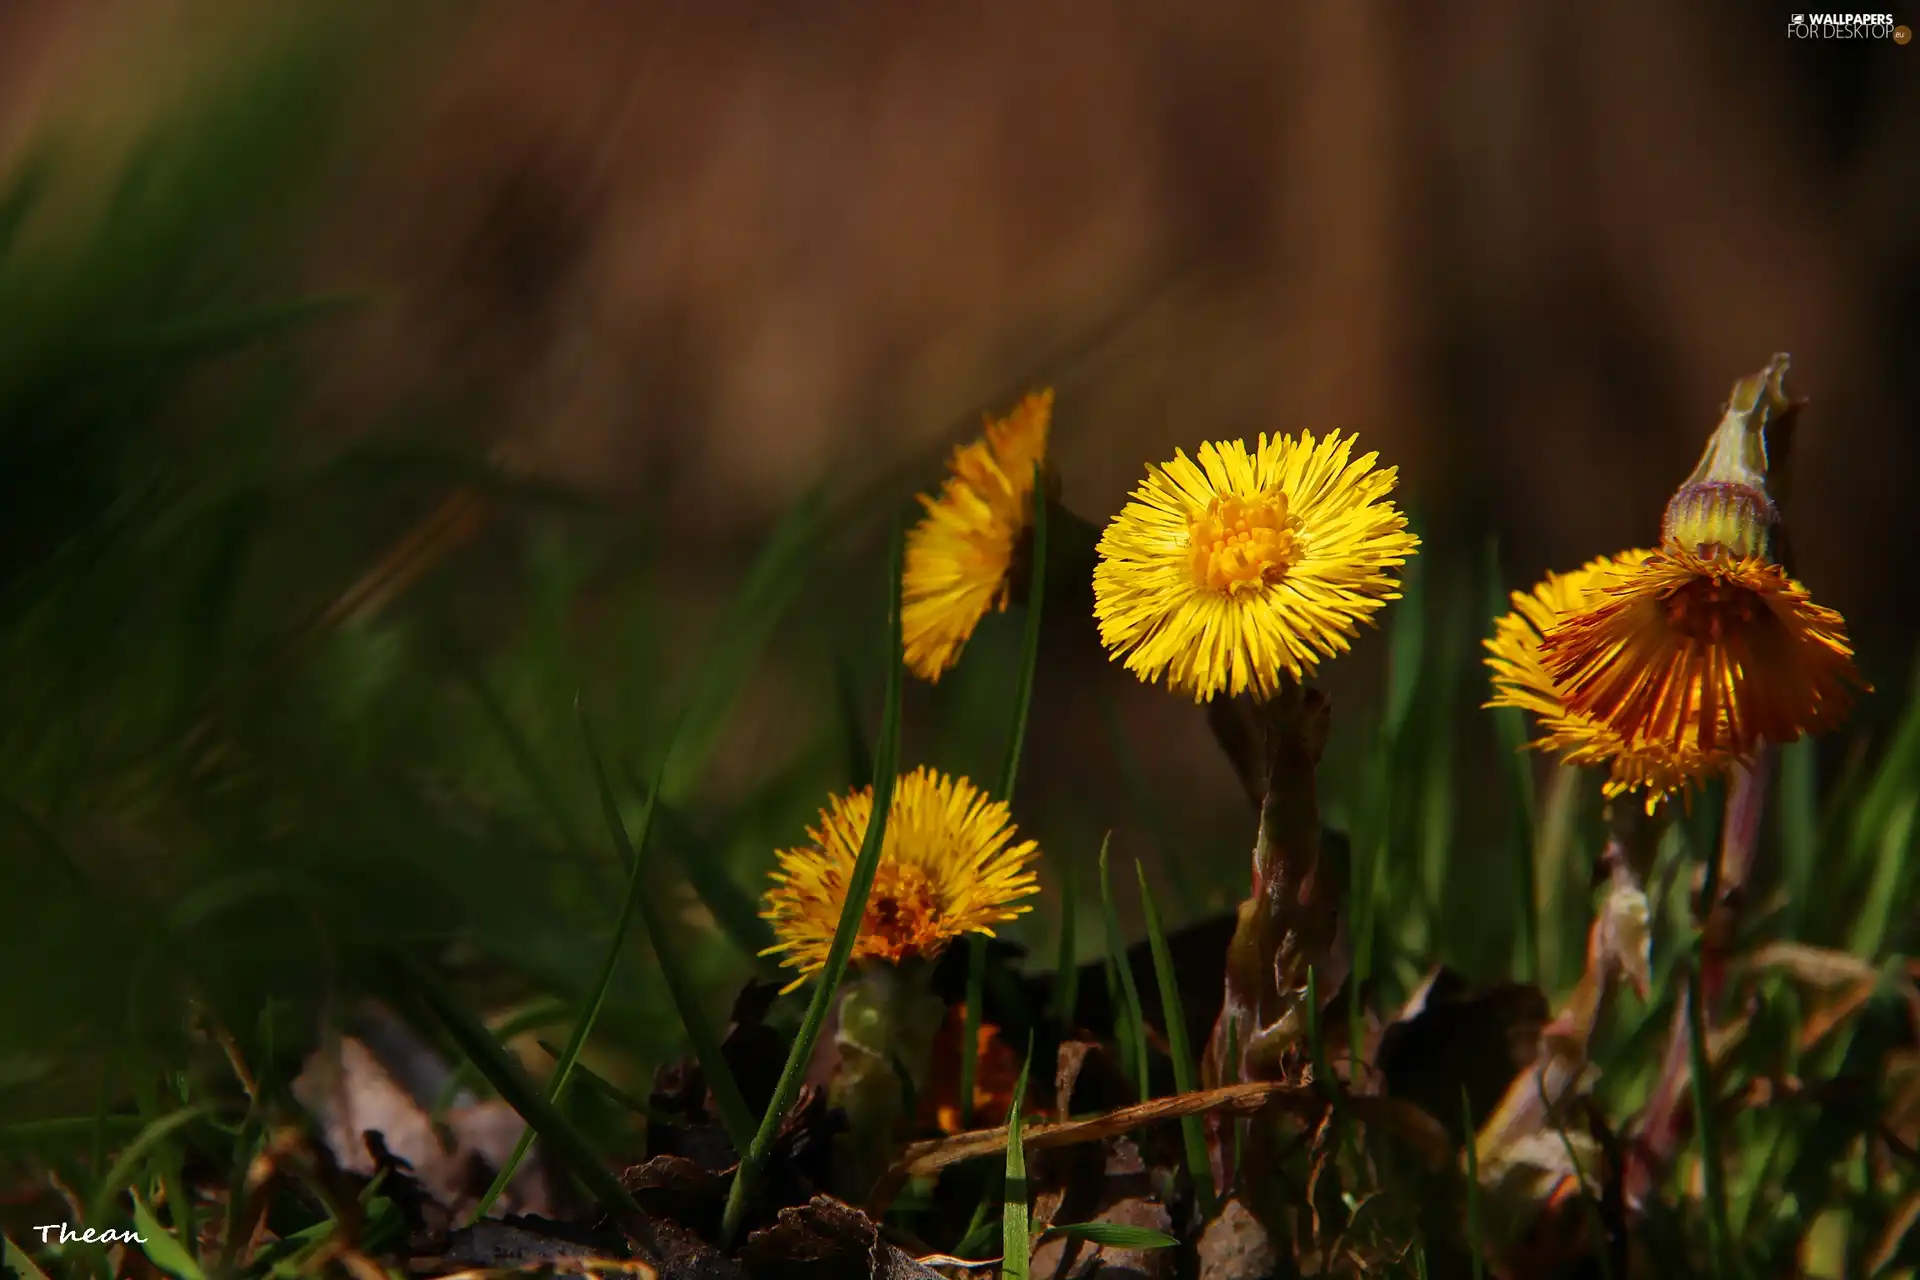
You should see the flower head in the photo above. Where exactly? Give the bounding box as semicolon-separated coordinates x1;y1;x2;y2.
1092;431;1418;701
761;766;1041;992
902;391;1053;682
1515;356;1868;777
1485;550;1741;806
1538;548;1864;762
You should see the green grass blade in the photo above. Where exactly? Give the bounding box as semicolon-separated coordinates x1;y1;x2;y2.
1003;1043;1035;1280
634;777;778;964
1778;736;1818;941
536;1039;667;1123
130;1191;208;1280
1098;835;1150;1101
998;463;1048;806
84;1103;218;1226
1845;790;1916;959
1044;1222;1179;1249
1383;530;1426;745
1135;859;1215;1216
831;647;874;787
1687;953;1736;1277
1848;647;1920;861
720;522;906;1245
2;1235;53;1280
1485;538;1539;982
1051;864;1079;1030
459;662;594;864
662;483;828;802
583;706;756;1150
961;469;1050;1125
394;954;644;1222
1461;1089;1486;1280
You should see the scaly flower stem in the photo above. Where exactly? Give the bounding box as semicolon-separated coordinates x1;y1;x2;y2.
1625;749;1775;1212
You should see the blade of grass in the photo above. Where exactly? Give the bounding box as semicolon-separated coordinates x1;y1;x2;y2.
1845;790;1916;960
583;706;756;1150
632;778;778;964
84;1103;218;1226
130;1191;208;1280
953;1169;1005;1259
1136;859;1215;1217
1044;1222;1178;1249
662;482;828;802
536;1039;667;1123
1778;736;1818;941
831;647;873;787
2;1236;52;1280
962;465;1049;1125
1051;865;1079;1029
1461;1089;1486;1280
1485;538;1539;982
1098;835;1150;1101
1003;1043;1035;1280
393;954;647;1227
1689;819;1737;1280
1686;953;1736;1277
720;522;906;1245
998;464;1047;807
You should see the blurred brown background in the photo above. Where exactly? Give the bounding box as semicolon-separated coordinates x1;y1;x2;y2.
3;0;1915;913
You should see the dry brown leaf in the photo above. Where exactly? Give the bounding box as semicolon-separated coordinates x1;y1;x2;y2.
1196;1197;1275;1280
742;1196;942;1280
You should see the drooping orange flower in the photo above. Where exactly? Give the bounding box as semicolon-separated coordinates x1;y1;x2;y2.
1538;547;1863;761
1485;550;1740;806
1531;355;1868;765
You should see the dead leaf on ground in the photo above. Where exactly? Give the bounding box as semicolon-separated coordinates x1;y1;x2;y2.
1196;1197;1274;1280
293;1025;555;1219
741;1196;945;1280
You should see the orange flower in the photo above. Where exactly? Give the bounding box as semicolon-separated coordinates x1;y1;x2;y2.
1539;548;1864;760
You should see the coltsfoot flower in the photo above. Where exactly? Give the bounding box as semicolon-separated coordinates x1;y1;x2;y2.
1537;356;1866;762
1538;548;1862;761
901;390;1053;682
1092;431;1418;701
1485;551;1741;807
760;766;1041;992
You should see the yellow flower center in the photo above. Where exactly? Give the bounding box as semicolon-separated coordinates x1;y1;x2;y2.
859;863;944;962
1188;490;1300;594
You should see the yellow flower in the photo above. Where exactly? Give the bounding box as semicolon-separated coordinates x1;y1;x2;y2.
901;391;1053;682
760;767;1041;993
1485;550;1741;806
1538;548;1866;763
1092;431;1417;701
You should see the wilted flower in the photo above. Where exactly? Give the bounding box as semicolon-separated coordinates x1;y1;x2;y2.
901;390;1053;681
1092;431;1418;701
1538;356;1865;762
760;766;1041;992
1485;550;1740;807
